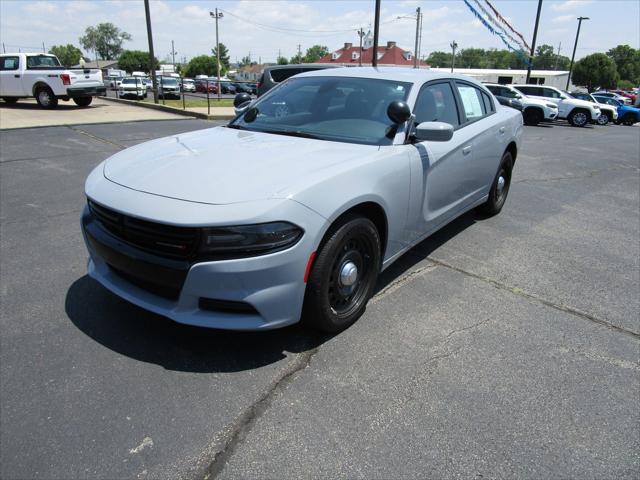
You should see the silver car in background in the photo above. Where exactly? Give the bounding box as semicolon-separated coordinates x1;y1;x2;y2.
81;68;523;332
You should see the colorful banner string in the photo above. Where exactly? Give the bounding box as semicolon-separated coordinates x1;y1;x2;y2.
483;0;531;52
462;0;530;65
471;0;529;53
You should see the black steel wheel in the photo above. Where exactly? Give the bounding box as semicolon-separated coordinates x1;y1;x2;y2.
73;96;93;107
478;151;513;216
303;214;381;333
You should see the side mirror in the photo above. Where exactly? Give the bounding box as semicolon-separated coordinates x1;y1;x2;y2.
387;101;412;124
233;92;252;115
414;122;454;142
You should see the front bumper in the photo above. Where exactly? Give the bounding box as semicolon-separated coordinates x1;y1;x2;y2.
67;85;107;97
80;197;325;330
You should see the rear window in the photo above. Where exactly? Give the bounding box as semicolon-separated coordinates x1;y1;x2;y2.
0;56;19;70
270;68;300;82
26;55;61;69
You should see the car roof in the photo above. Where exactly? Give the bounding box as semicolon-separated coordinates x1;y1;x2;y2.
295;66;482;85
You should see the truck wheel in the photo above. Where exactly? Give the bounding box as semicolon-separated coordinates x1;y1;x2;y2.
303;214;381;333
523;108;543;126
35;87;58;109
568;109;589;127
73;97;93;107
2;97;18;104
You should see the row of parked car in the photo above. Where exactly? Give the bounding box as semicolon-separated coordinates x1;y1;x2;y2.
486;83;639;127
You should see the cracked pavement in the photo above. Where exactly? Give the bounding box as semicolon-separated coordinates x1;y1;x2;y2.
1;119;638;479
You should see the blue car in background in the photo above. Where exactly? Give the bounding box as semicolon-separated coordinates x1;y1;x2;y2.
592;95;640;126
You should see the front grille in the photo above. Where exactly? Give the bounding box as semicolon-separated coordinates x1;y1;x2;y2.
88;200;199;260
110;265;181;300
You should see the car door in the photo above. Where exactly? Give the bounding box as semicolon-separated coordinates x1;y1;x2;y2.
405;80;477;239
0;55;24;96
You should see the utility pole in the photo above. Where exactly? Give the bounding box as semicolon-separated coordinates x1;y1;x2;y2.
450;41;458;72
210;8;223;100
170;40;177;71
372;0;381;67
297;44;302;62
417;10;423;68
566;16;589;90
525;0;543;84
42;42;45;53
143;0;158;104
413;7;421;68
3;43;6;54
553;41;562;70
357;28;365;66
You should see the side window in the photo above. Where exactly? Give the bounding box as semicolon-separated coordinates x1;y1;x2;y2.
270;68;300;83
517;86;540;96
542;88;560;98
481;91;495;113
0;56;20;70
456;83;487;122
414;82;460;127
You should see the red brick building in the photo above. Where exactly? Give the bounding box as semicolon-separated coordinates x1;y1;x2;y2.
316;41;427;67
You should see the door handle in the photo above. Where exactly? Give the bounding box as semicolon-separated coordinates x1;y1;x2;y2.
14;74;20;78
499;126;506;134
462;146;472;155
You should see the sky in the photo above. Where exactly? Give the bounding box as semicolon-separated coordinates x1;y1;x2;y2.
1;0;639;65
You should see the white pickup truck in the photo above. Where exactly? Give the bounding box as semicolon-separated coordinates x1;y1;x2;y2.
0;53;106;108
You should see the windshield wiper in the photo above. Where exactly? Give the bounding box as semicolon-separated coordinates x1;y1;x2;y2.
226;124;247;130
261;129;321;140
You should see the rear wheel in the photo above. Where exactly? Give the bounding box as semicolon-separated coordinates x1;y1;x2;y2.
478;151;513;216
523;108;543;126
622;113;636;126
303;215;381;333
73;96;93;107
568;109;589;127
2;97;18;104
35;86;58;109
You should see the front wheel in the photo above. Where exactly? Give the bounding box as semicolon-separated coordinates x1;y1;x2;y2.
73;96;93;107
478;151;513;216
568;109;589;127
35;87;58;109
303;215;381;333
622;113;636;126
597;112;610;126
523;108;543;126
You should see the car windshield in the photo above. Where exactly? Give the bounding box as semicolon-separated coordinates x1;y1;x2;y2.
122;78;139;85
161;78;178;85
229;76;412;146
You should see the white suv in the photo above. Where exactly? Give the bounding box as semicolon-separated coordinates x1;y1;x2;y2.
511;84;600;127
484;83;558;126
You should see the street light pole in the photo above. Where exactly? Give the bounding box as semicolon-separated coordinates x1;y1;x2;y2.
525;0;543;84
450;41;458;72
143;0;158;104
210;8;223;101
357;28;365;67
566;16;589;90
170;40;177;72
413;7;421;68
372;0;381;67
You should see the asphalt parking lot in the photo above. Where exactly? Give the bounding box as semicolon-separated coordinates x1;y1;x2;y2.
1;119;638;479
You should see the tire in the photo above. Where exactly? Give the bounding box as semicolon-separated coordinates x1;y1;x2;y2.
523;108;543;126
35;86;58;109
73;96;93;107
303;214;381;333
478;151;513;216
568;109;589;127
622;113;636;126
597;112;610;126
2;97;18;104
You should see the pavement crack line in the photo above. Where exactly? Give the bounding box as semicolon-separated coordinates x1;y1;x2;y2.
370;264;438;304
201;344;322;480
425;256;640;340
65;125;127;149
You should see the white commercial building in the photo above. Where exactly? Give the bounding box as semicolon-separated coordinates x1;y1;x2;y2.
429;68;573;89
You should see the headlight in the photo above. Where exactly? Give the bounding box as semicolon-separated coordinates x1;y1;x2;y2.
546;103;557;109
199;222;303;255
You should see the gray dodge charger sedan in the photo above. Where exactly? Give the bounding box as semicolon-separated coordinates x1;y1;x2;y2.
81;67;523;332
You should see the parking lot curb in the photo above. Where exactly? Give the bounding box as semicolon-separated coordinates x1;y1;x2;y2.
100;96;235;121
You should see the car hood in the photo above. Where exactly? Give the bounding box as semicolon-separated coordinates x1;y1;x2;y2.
103;126;374;205
563;98;597;109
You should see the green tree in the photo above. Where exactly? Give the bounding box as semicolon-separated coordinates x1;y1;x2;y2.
290;53;303;64
456;48;488;68
426;51;452;68
118;50;159;73
532;44;570;70
239;55;254;68
277;56;289;65
606;44;640;84
572;53;619;92
302;45;329;63
79;23;131;60
211;43;230;71
48;44;84;67
183;55;222;78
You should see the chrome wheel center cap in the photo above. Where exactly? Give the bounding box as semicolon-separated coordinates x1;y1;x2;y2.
339;261;358;287
497;176;506;195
